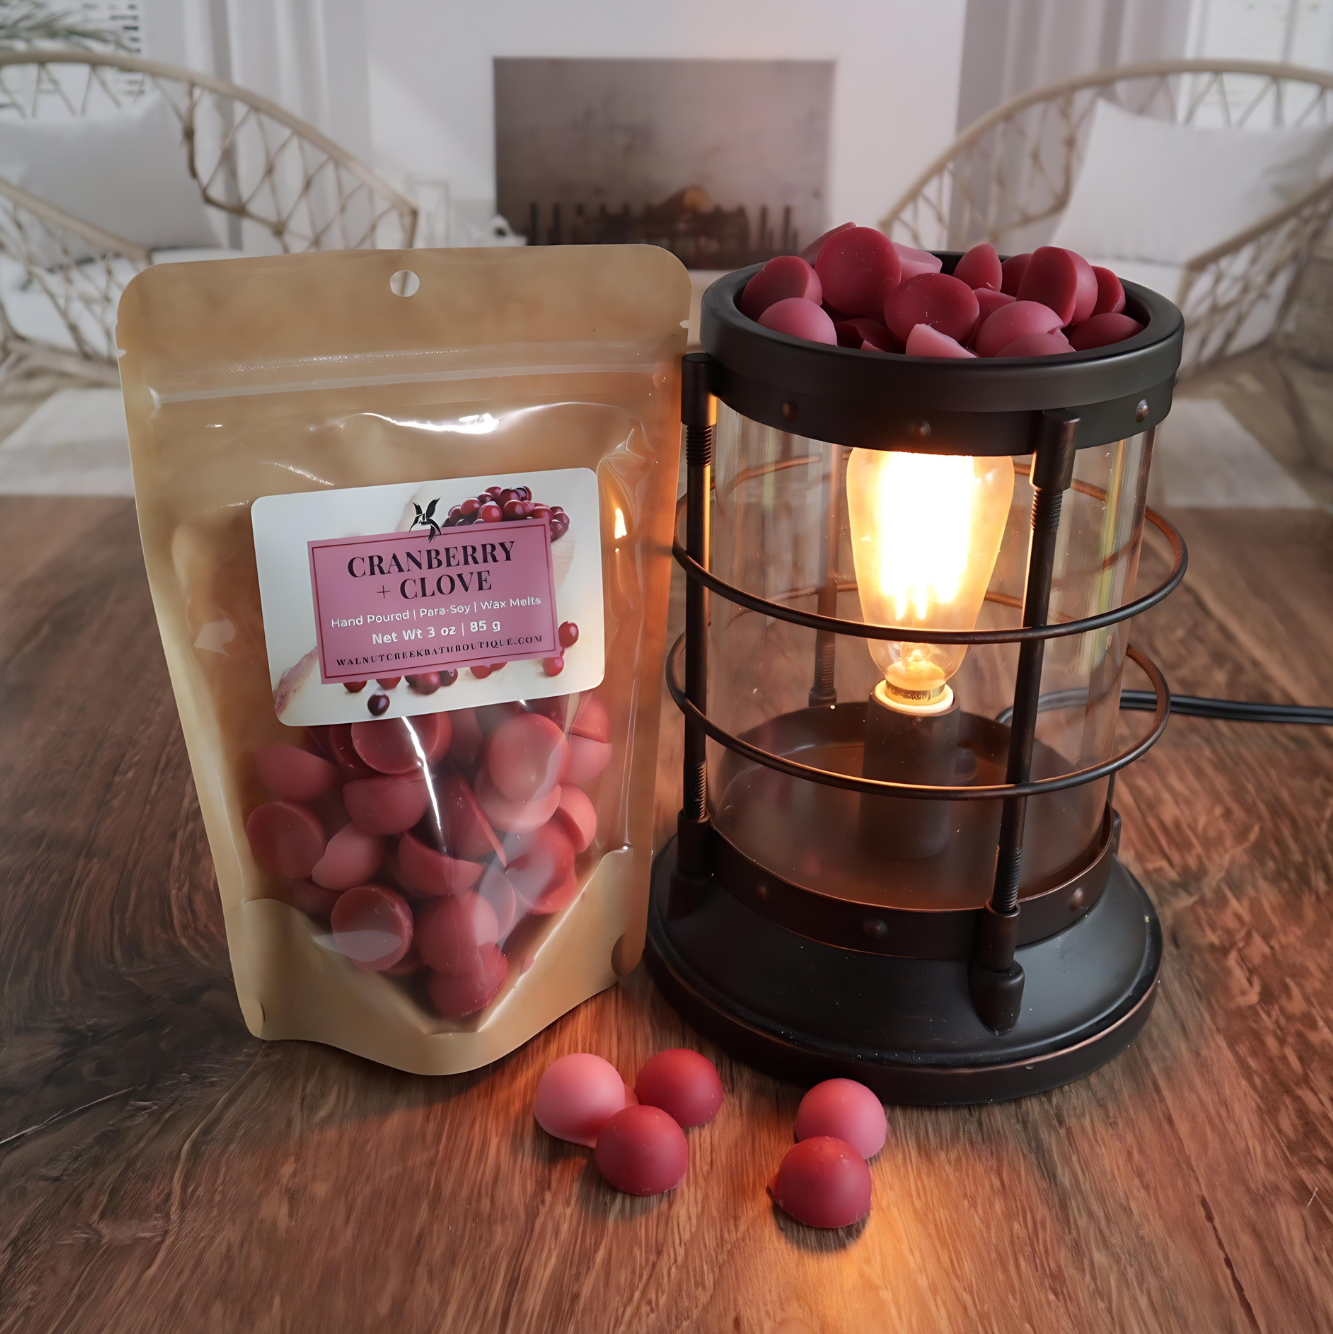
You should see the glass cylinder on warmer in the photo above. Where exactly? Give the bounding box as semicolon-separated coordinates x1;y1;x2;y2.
705;401;1155;913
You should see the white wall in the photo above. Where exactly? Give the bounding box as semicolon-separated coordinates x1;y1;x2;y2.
367;0;968;232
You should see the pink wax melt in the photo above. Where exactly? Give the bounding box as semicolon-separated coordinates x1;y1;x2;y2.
570;693;610;743
814;226;900;317
1000;252;1032;296
634;1049;724;1128
800;221;855;265
310;821;385;890
768;1137;872;1229
246;800;326;878
436;772;505;861
426;944;507;1017
974;288;1015;325
447;707;485;769
416;891;499;974
905;324;976;359
757;297;837;345
1068;312;1143;350
535;1053;637;1147
397;829;484;896
254;743;340;802
552;785;598;853
283;878;341;919
595;1105;689;1196
953;242;1002;292
835;317;896;351
504;822;576;912
794;1079;887;1159
739;255;822;321
330;883;414;971
1016;246;1082;326
1091;266;1126;316
486;712;568;802
893;241;943;281
1066;249;1098;325
973;300;1063;358
325;724;374;778
994;329;1074;358
342;774;430;836
885;272;979;346
350;714;443;775
563;735;612;786
476;771;562;834
477;861;517;935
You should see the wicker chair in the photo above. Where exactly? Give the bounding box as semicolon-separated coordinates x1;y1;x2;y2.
0;49;417;385
880;61;1333;376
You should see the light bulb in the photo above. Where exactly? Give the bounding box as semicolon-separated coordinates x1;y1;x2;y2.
846;448;1014;709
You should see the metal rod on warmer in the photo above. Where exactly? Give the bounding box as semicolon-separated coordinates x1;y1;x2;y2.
970;410;1079;1033
809;443;842;706
678;353;717;875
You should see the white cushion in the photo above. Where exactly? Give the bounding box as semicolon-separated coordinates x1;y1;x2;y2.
0;94;219;263
1053;99;1333;264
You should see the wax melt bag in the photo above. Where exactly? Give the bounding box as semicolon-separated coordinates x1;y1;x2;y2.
119;246;689;1073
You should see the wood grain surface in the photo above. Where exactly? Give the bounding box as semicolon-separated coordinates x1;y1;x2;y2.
1;496;1331;1334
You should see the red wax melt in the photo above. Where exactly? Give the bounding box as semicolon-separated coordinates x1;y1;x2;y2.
1091;265;1126;316
1015;246;1080;325
995;329;1073;358
330;883;414;971
416;891;499;974
436;772;505;861
283;878;341;919
552;785;598;853
768;1137;872;1229
564;736;612;786
350;714;443;774
799;221;854;265
973;300;1062;358
486;712;568;802
1068;312;1143;350
738;255;822;321
311;821;385;890
535;1052;636;1147
634;1049;724;1128
905;324;976;359
795;1079;887;1159
814;226;900;317
246;800;326;878
974;288;1015;325
447;708;485;769
1066;249;1098;325
884;273;979;346
1000;251;1031;296
476;771;562;834
254;743;340;801
835;317;896;351
595;1105;689;1196
342;775;430;835
326;724;374;777
477;861;518;935
893;241;943;281
503;822;576;911
757;298;837;345
953;242;1002;292
397;829;484;896
426;944;507;1017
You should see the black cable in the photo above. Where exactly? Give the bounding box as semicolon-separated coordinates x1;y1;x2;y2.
996;689;1333;726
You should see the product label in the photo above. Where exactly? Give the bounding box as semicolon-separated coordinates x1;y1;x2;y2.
252;468;604;726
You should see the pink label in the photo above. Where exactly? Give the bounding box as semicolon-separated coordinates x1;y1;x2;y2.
308;517;558;683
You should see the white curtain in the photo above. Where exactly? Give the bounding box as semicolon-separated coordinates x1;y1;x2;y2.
956;0;1197;133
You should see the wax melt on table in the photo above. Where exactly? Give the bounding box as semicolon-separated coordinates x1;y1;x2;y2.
595;1105;689;1195
634;1049;724;1128
768;1137;872;1229
794;1079;887;1159
535;1053;637;1147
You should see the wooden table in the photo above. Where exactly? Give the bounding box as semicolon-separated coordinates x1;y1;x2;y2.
2;496;1331;1334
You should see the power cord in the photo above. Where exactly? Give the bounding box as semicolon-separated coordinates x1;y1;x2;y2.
997;689;1333;726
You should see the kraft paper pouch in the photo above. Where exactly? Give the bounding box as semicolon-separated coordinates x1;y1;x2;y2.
118;245;689;1073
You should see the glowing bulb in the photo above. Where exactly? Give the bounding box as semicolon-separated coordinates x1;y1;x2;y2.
846;449;1014;707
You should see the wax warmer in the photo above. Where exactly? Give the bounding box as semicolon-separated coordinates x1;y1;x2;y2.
644;259;1186;1104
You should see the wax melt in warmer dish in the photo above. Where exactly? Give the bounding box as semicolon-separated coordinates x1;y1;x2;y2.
119;245;690;1074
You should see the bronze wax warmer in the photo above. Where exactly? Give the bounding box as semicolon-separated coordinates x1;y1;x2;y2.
645;258;1186;1104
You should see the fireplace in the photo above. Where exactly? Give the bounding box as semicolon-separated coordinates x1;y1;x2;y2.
494;58;833;269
